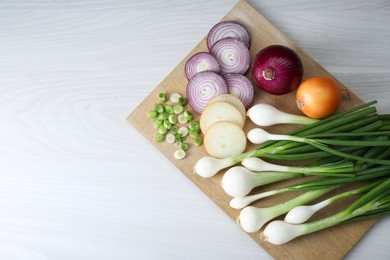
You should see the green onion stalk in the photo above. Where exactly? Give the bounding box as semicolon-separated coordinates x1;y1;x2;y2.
262;178;390;245
227;164;390;209
237;187;336;233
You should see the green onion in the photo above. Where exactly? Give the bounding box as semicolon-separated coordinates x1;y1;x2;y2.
178;97;188;107
189;130;199;139
159;93;167;102
227;163;381;209
222;166;304;198
158;125;167;135
165;105;174;114
175;134;183;143
163;120;172;130
170;92;181;103
189;121;200;133
147;111;158;119
174;149;186;159
263;178;390;245
247;103;319;127
155;103;164;113
194;136;203;147
284;180;383;224
179;142;189;151
157;112;168;121
178;126;188;137
178;114;188;124
241;157;355;177
238;188;335;233
153;119;163;129
247;128;390;166
168;114;177;124
155;133;165;142
183;110;192;118
173;105;184;114
166;133;175;144
171;126;178;135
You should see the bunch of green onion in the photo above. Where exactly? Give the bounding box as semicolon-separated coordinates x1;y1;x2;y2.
194;100;390;244
147;92;203;159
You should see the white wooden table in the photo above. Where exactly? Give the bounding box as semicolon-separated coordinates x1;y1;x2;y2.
0;0;389;259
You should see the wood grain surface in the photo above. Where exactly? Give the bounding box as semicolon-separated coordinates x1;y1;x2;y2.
127;1;379;259
0;0;389;259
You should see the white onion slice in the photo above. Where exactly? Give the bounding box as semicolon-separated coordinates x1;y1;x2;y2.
210;37;250;75
184;52;221;80
186;71;228;113
207;21;251;49
224;73;254;108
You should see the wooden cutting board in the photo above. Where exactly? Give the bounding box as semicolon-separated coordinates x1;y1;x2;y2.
127;0;376;259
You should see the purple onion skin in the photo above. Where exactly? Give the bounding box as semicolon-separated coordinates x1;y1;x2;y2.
252;45;303;95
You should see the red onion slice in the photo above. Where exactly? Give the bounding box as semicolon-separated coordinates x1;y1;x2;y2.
186;71;229;113
184;52;221;80
210;37;250;75
207;21;251;49
224;73;254;108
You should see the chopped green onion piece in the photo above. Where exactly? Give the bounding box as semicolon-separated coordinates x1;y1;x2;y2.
174;105;184;114
186;115;193;122
168;114;177;124
189;130;199;138
174;149;186;159
183;110;192;117
178;114;188;124
180;142;189;151
178;126;188;137
175;134;183;143
178;97;188;106
158;125;167;135
148;111;157;119
166;133;175;144
156;133;165;142
194;136;203;147
158;112;168;121
189;121;200;132
159;93;167;102
155;104;164;113
153;119;163;129
170;92;181;103
164;120;172;129
165;105;174;114
171;126;179;135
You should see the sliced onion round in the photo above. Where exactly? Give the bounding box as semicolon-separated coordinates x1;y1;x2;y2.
184;52;221;80
186;71;229;113
210;37;250;75
207;21;251;50
224;73;254;108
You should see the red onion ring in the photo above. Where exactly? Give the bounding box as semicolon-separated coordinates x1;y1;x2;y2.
210;37;250;75
186;71;229;113
207;21;251;49
224;73;254;108
184;52;221;80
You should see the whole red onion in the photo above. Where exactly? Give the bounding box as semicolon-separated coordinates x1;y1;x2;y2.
252;45;303;95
